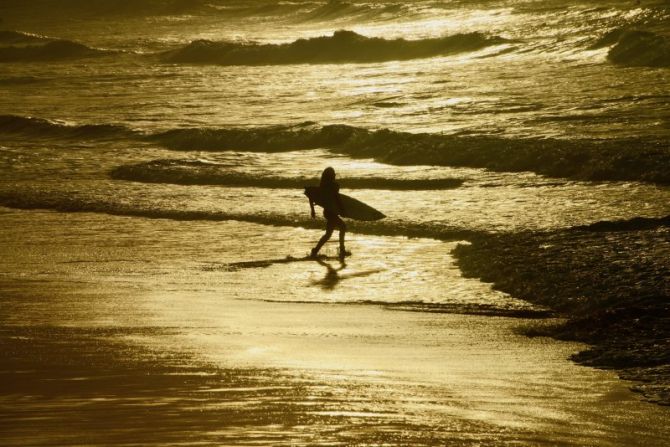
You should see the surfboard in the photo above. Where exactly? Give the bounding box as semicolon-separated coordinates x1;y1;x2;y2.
304;186;385;221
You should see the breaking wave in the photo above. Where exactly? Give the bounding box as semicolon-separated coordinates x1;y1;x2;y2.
160;30;509;65
151;122;670;184
0;115;135;139
151;122;353;151
588;28;626;50
4;113;669;184
589;27;670;68
110;159;464;190
0;39;113;62
0;30;51;44
607;30;670;68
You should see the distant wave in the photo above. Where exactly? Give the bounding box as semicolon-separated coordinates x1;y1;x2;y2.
150;122;353;151
588;28;626;50
0;30;51;44
0;115;134;139
151;122;670;184
160;30;509;65
0;39;113;62
0;76;42;85
0;0;399;21
110;159;464;190
212;2;308;18
371;101;405;108
0;0;211;17
4;113;669;184
301;1;371;21
298;1;407;23
607;30;670;68
93;0;208;16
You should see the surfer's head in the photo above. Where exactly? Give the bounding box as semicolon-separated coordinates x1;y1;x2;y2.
320;167;336;185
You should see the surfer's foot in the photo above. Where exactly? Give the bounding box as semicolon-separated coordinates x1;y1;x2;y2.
310;248;319;258
338;249;352;260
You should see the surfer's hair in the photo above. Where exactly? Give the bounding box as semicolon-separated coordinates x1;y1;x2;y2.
320;167;336;186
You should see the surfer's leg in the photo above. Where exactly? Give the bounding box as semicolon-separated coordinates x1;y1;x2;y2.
336;217;347;258
312;222;334;257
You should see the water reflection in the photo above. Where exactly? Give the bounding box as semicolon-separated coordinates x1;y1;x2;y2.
311;257;383;291
2;209;670;446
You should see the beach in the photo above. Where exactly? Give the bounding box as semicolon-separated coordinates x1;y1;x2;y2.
1;208;669;446
1;0;669;444
455;216;670;406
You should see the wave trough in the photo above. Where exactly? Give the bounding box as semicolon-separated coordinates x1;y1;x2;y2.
110;159;464;190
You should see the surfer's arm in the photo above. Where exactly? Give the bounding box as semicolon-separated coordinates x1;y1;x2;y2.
308;197;316;219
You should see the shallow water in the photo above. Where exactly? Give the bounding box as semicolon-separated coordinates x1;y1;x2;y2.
1;209;669;446
1;141;669;235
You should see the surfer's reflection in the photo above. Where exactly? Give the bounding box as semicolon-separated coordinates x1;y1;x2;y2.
307;167;349;260
312;258;347;291
218;254;383;291
311;258;383;291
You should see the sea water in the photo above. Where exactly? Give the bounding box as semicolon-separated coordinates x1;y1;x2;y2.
0;0;669;445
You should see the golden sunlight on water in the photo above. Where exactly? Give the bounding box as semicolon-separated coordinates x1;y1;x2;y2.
1;209;669;446
1;0;669;444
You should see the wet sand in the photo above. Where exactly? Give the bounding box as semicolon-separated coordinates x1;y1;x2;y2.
455;216;670;406
1;208;669;445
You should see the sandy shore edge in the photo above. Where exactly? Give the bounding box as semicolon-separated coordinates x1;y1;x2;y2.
453;215;670;406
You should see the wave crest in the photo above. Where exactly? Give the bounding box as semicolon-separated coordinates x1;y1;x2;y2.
0;39;113;62
151;122;670;184
607;30;670;68
0;115;134;139
0;30;51;44
589;28;625;50
160;30;508;65
4;113;669;184
151;122;358;151
110;159;464;190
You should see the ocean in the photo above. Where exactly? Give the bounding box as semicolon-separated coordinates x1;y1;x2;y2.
1;0;669;445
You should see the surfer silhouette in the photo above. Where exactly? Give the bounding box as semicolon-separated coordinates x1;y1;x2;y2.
308;167;348;259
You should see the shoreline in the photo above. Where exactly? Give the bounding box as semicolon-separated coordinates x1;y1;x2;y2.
1;208;669;444
453;216;670;406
